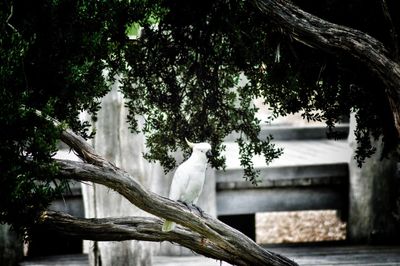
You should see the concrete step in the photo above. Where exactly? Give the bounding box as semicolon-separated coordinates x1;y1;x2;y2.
217;163;348;189
224;124;349;142
220;139;351;170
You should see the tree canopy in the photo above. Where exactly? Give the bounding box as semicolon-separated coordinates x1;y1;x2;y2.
1;0;400;239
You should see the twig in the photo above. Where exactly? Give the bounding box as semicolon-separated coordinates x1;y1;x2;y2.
6;5;21;36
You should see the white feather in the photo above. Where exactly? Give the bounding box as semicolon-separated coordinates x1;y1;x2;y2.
162;142;211;232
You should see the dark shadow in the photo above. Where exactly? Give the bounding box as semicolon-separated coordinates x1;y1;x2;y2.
218;214;255;241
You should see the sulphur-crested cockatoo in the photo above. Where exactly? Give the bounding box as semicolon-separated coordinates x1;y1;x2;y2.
162;139;212;232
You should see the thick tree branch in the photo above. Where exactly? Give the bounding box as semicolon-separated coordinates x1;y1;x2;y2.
41;211;235;263
33;108;110;167
253;0;400;136
60;128;113;167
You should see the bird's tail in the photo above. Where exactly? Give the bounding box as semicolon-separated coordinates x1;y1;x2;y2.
162;220;176;232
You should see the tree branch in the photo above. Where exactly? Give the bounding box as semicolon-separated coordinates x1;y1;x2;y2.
60;127;113;168
252;0;400;137
33;108;113;167
40;211;235;262
6;5;20;35
54;158;296;266
31;108;297;264
36;114;296;266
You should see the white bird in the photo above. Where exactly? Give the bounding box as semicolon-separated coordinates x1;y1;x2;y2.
161;139;212;232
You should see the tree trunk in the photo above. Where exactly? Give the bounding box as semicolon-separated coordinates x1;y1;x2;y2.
348;114;400;243
82;83;152;266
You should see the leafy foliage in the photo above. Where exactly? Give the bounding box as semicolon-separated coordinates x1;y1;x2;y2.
121;0;400;170
0;0;132;234
1;0;399;234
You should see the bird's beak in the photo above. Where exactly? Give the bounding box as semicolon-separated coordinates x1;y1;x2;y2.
206;150;212;158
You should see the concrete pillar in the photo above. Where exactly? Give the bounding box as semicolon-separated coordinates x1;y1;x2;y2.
0;224;23;266
82;84;152;266
348;113;399;243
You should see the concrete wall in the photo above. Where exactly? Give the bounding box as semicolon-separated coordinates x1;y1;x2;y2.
348;113;400;243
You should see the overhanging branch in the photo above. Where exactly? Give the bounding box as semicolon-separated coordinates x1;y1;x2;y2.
252;0;400;136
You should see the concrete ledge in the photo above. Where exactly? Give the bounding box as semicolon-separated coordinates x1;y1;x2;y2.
217;186;347;216
217;163;349;186
224;124;349;142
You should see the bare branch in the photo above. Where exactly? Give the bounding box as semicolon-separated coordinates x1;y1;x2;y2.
59;128;114;168
33;108;112;167
40;211;234;263
6;5;20;35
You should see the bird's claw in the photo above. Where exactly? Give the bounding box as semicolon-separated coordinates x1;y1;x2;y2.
191;204;205;217
178;200;191;211
177;201;204;216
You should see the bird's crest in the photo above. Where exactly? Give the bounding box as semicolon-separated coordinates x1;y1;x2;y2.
185;138;195;148
185;138;212;152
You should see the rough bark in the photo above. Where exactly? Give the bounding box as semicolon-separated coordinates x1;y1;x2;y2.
252;0;400;136
41;211;233;262
45;125;297;266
